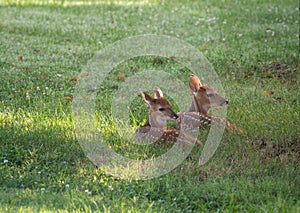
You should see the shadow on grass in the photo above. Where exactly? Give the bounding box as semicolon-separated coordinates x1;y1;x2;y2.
0;116;87;189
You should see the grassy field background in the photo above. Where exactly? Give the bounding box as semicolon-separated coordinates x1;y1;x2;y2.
0;0;299;212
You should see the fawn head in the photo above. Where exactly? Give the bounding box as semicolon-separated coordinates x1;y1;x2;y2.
141;87;178;128
189;74;228;115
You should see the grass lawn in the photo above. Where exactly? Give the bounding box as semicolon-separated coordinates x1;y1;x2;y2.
0;0;299;212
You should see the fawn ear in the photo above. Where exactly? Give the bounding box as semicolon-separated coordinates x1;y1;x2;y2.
153;86;163;99
189;74;202;93
141;91;152;104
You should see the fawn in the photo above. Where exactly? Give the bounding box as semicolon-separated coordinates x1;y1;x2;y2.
135;87;203;147
177;74;243;134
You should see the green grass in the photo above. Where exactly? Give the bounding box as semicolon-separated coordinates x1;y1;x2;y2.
0;0;299;212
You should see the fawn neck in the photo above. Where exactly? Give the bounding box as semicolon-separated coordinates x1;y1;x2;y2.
189;94;210;115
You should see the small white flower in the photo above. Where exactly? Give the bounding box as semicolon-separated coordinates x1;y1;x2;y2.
41;188;45;191
3;159;8;163
84;189;91;195
26;90;30;99
66;184;70;188
238;33;243;37
108;185;113;191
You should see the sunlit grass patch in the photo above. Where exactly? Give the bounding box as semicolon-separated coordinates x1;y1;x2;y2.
1;0;159;6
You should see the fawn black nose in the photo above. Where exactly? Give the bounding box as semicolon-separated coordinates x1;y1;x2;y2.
225;100;229;105
170;109;179;119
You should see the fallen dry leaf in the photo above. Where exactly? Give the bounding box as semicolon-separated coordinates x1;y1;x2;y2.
269;61;276;65
130;66;138;72
71;76;79;82
170;56;180;61
262;90;274;96
117;73;125;80
65;96;72;102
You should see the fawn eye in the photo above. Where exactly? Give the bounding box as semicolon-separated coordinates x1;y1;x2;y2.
207;94;214;98
159;108;165;111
